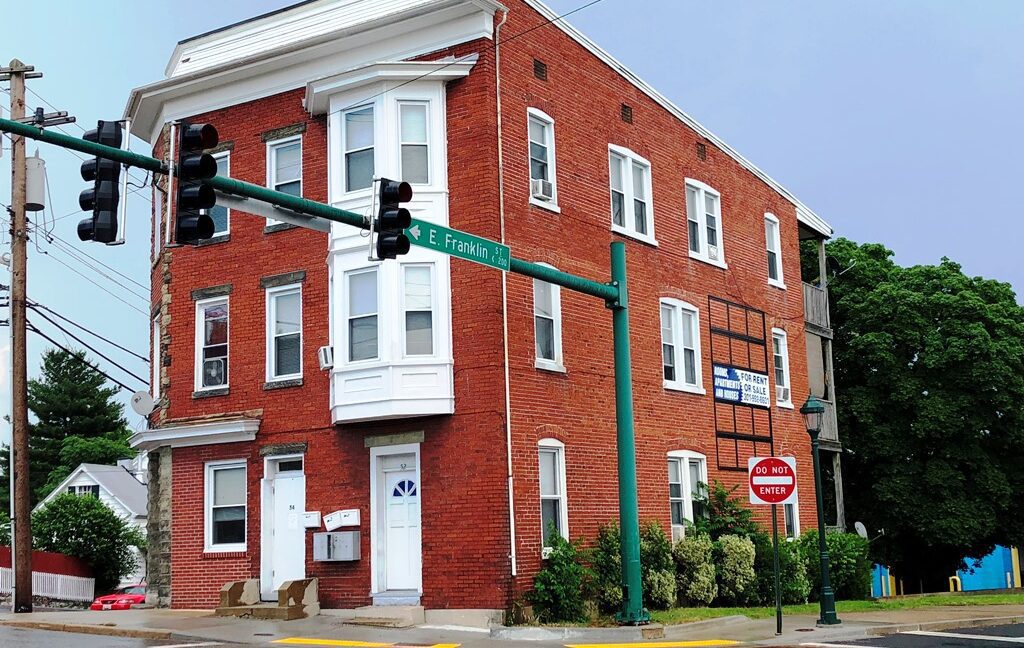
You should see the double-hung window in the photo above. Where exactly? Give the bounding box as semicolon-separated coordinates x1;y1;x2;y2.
399;103;429;185
660;299;703;393
527;108;558;210
772;328;792;407
403;265;434;356
765;213;785;288
533;267;563;371
344;106;374;192
538;439;568;550
267;285;302;381
205;461;246;552
268;137;302;197
206;152;230;236
347;268;379;362
667;451;708;540
609;145;654;242
196;298;228;390
685;179;724;266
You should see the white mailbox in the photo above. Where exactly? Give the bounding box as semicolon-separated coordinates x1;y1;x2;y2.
313;531;360;561
301;511;321;529
323;509;360;531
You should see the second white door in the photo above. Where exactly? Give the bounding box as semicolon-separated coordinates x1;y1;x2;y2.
382;454;421;591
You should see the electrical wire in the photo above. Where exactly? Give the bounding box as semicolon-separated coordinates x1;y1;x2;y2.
28;301;149;363
41;230;149;294
26;323;140;392
31;250;148;316
36;234;150;302
29;308;148;384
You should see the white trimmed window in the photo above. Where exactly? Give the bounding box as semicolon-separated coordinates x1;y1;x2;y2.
772;328;792;407
527;108;558;210
403;264;434;356
538;439;568;550
609;145;654;243
205;460;246;552
67;484;100;498
347;268;379;362
343;105;374;192
195;298;228;391
268;136;302;197
660;299;703;393
784;502;800;538
399;102;429;185
533;266;563;371
765;213;785;288
205;152;230;236
685;179;725;266
266;285;302;381
667;450;708;541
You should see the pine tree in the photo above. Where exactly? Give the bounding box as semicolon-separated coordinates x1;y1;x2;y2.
0;348;131;508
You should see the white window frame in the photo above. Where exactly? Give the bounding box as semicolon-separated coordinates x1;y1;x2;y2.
206;151;230;236
265;284;303;382
533;263;564;372
538;438;569;553
398;101;430;186
194;296;229;392
401;263;436;358
527;108;560;213
608;144;656;245
783;501;801;538
342;104;374;194
266;135;303;224
660;298;704;394
685;178;726;268
204;459;247;553
667;450;708;536
344;266;380;364
772;327;793;408
765;212;785;289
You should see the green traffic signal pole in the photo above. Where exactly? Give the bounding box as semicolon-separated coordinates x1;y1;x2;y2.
0;116;649;624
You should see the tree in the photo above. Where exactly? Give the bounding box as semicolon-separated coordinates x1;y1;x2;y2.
33;493;143;593
0;348;130;508
817;238;1024;588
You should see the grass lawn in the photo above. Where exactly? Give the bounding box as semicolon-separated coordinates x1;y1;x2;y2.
650;593;1024;625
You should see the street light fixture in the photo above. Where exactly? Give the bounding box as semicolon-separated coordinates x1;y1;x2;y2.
801;394;841;625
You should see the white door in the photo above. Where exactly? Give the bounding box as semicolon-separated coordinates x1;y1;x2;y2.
262;460;306;600
382;454;421;591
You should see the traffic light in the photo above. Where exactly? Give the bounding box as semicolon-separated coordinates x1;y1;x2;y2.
375;178;412;259
174;122;219;244
77;121;123;243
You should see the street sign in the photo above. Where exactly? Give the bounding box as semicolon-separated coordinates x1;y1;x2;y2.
748;456;798;505
406;219;511;272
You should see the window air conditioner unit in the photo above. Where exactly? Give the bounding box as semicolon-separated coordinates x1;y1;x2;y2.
777;385;790;403
708;244;719;260
671;525;686;543
531;179;554;202
318;345;334;370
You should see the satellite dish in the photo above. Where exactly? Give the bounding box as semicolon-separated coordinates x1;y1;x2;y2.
130;391;156;416
854;521;868;539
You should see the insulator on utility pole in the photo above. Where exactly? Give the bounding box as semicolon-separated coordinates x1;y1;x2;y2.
25;151;45;212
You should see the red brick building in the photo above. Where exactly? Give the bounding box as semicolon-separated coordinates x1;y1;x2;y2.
126;0;838;618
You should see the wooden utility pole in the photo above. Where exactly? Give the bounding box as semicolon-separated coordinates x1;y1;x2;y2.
3;58;38;614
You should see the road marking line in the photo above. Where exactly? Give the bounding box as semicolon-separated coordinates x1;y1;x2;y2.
800;643;888;648
160;644;223;648
906;630;1024;643
273;640;395;647
567;641;741;648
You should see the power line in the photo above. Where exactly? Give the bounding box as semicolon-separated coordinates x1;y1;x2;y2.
26;323;139;392
29;309;148;384
29;301;149;363
32;250;148;316
41;229;149;294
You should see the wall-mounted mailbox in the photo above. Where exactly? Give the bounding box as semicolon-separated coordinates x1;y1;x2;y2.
323;509;360;531
313;531;360;561
301;511;321;529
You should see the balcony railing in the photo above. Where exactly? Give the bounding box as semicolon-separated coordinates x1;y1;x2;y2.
820;397;840;444
803;282;830;330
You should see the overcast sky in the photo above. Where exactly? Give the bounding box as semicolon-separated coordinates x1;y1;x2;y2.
1;0;1022;445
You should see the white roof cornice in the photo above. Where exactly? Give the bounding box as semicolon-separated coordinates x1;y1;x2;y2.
129;417;260;451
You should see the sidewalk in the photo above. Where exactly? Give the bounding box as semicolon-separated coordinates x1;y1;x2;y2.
0;604;1021;646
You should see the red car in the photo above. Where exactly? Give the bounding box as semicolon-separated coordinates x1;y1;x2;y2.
90;584;146;610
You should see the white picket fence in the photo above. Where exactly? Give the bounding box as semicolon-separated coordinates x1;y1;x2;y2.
0;566;95;602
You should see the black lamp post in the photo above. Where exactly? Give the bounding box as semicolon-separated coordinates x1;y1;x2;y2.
801;394;841;625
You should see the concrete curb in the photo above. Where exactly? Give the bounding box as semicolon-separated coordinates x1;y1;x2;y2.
868;615;1024;636
0;619;174;640
490;622;666;641
663;615;750;633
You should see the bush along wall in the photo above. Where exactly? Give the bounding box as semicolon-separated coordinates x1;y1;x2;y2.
798;530;872;601
752;532;811;605
527;527;593;622
673;532;717;606
713;534;757;605
590;521;677;613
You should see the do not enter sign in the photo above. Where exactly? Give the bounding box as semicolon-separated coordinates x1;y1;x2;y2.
748;456;798;505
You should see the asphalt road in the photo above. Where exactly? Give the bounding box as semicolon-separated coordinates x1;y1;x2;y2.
801;622;1024;648
0;625;243;647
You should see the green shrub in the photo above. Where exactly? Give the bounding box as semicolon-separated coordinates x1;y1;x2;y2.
798;530;872;601
33;493;144;592
751;532;811;605
693;482;759;540
528;527;592;622
590;521;678;612
673;532;717;606
714;534;756;605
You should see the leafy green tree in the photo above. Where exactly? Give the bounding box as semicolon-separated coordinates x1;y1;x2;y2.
0;348;130;508
818;238;1024;587
692;481;759;540
33;493;143;593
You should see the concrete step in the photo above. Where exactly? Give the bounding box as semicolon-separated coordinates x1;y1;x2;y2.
345;616;415;628
350;604;424;628
215;603;307;621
